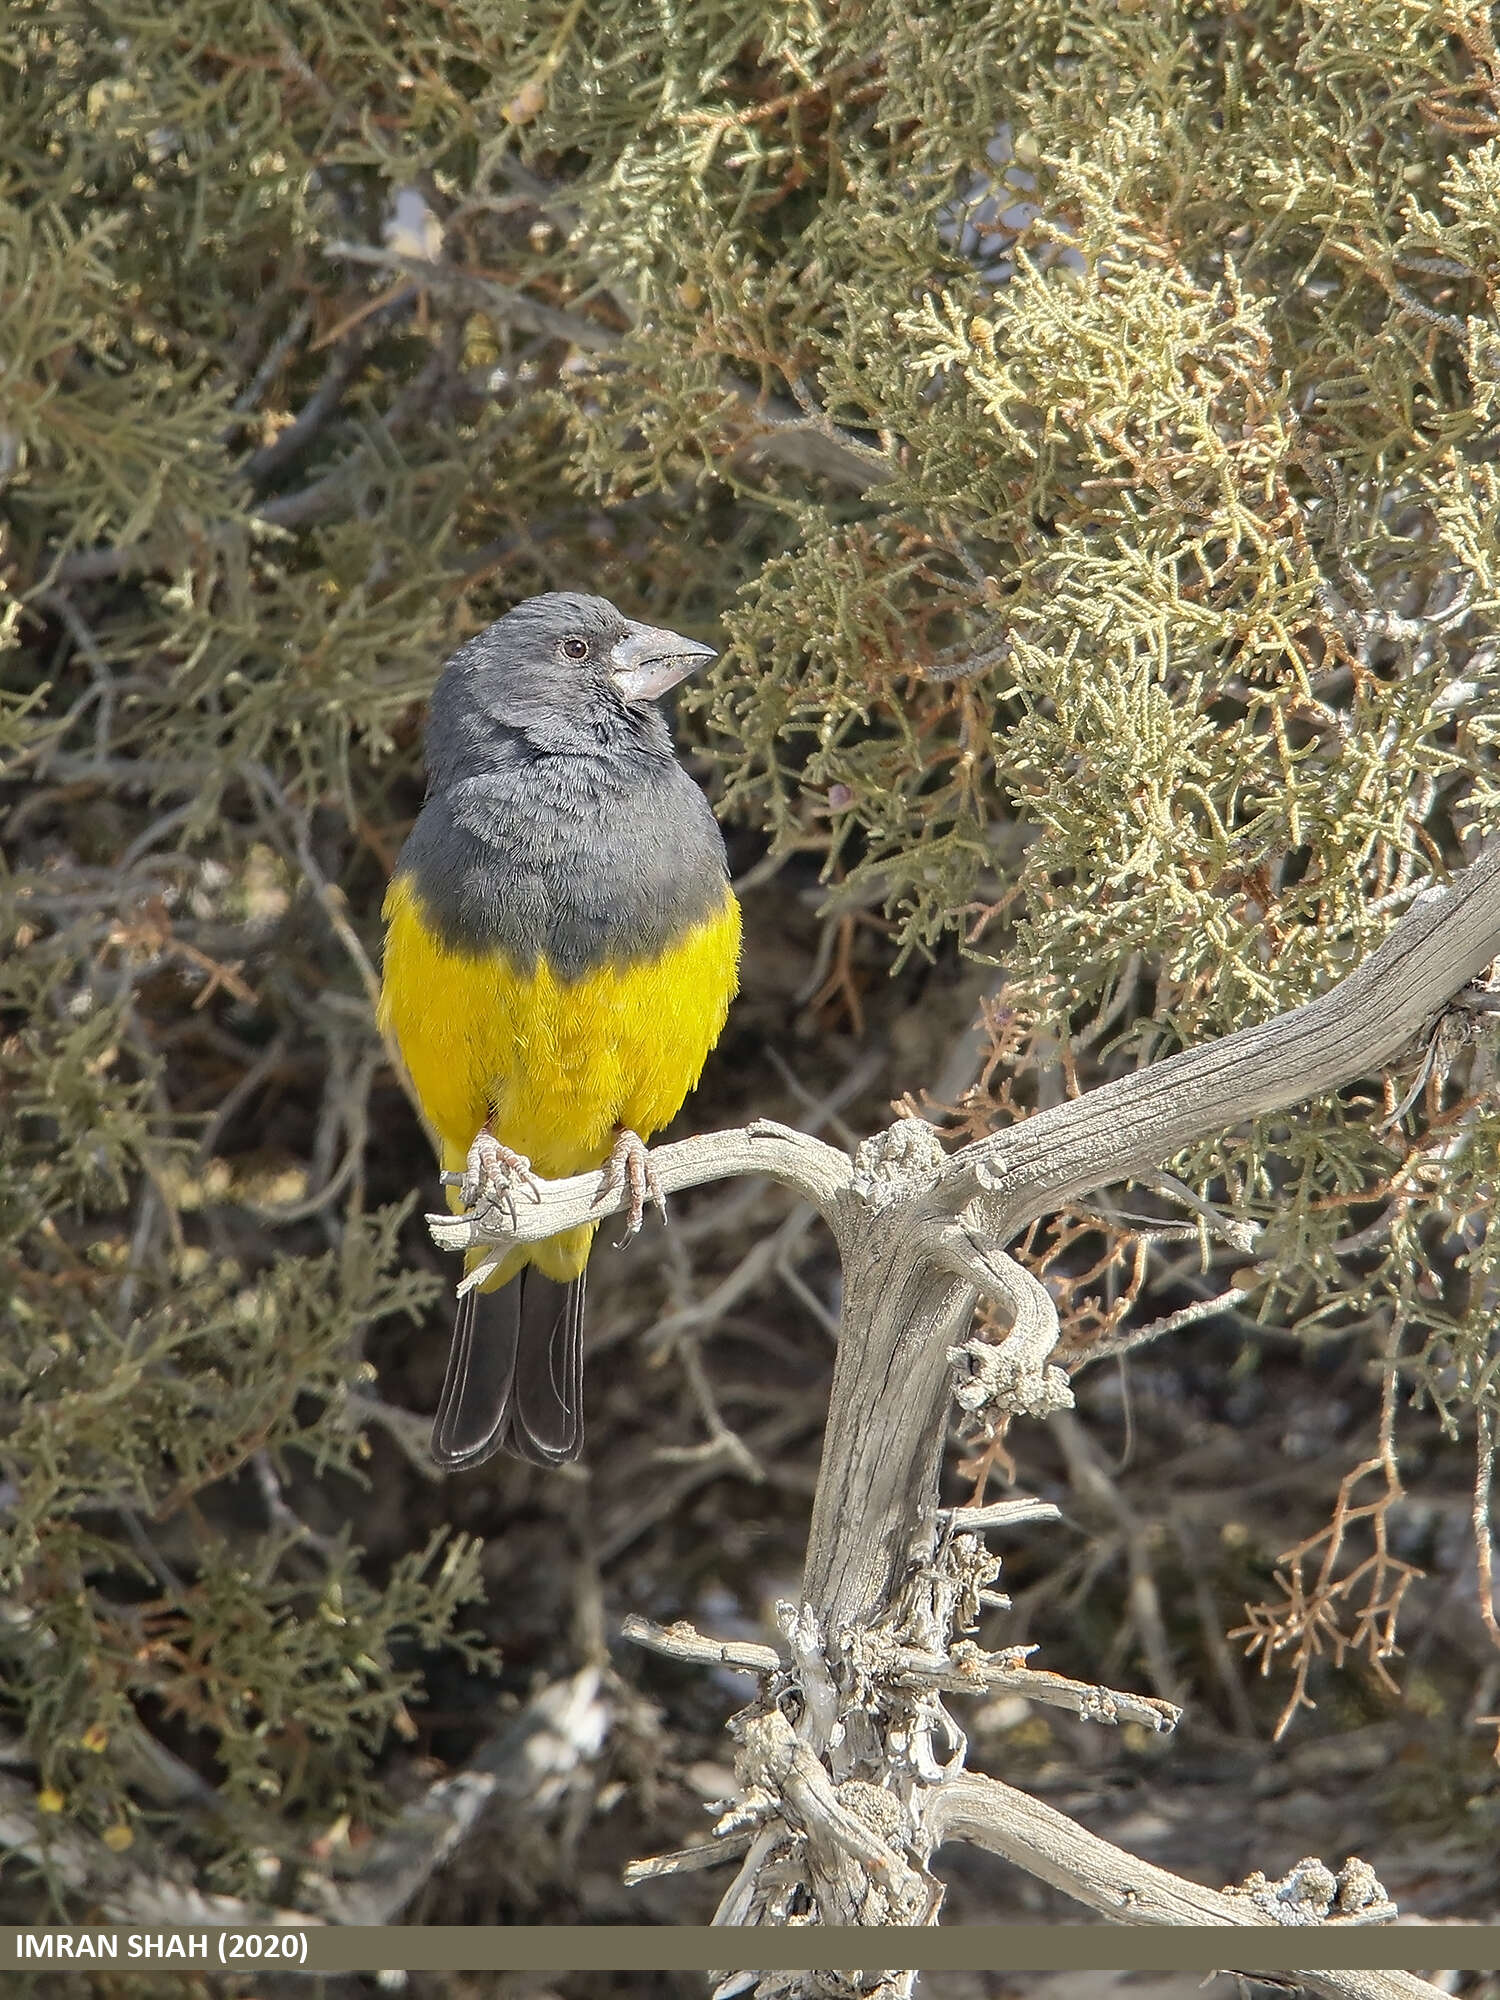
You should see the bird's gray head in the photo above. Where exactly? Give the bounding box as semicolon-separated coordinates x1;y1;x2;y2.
423;591;717;786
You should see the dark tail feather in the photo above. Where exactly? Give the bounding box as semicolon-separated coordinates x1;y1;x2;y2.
430;1281;519;1469
431;1269;586;1470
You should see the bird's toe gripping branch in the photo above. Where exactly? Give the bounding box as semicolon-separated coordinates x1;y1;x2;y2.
604;1127;667;1248
444;1126;546;1224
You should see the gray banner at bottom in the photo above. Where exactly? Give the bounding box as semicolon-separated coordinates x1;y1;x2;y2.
2;1926;1499;1976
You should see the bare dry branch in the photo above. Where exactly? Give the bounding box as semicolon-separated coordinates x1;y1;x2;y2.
622;1615;783;1677
418;832;1500;1969
929;1772;1431;2000
940;842;1500;1226
428;1117;854;1259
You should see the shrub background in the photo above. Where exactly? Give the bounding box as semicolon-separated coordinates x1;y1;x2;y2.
2;0;1498;1969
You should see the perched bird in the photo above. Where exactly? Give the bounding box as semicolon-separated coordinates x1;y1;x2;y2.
378;592;741;1470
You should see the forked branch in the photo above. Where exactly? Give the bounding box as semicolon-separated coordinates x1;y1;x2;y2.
428;838;1500;1981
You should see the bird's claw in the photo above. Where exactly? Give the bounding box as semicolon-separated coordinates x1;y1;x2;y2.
446;1128;544;1224
604;1128;666;1249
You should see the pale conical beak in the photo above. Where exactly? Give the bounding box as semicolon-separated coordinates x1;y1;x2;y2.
609;620;717;702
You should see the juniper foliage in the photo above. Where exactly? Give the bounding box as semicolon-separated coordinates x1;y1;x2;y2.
2;0;1498;1923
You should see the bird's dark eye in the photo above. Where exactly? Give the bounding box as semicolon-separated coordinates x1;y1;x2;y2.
562;636;589;660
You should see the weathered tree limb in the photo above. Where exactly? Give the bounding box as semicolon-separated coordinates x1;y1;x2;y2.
622;1614;783;1676
426;1117;851;1267
930;1776;1439;2000
939;846;1500;1225
428;838;1500;1977
622;1609;1181;1732
435;842;1500;1279
804;844;1500;1633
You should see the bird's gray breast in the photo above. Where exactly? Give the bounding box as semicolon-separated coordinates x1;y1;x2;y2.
398;746;730;979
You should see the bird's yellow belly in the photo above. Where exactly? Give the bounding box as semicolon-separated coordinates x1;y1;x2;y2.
378;873;742;1180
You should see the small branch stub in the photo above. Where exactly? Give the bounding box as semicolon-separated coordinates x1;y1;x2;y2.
1224;1857;1398;1927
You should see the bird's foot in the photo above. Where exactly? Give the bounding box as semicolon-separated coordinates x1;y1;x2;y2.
603;1127;666;1248
445;1127;544;1225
